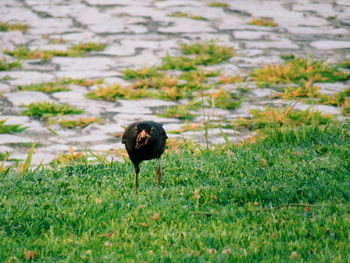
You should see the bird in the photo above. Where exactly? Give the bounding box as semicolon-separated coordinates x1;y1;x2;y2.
122;121;168;193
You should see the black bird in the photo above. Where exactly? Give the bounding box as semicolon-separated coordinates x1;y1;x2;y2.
122;121;168;193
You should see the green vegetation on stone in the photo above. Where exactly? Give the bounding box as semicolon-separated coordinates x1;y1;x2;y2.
0;58;21;71
208;2;229;8
0;22;29;32
208;88;244;110
0;119;27;134
17;78;104;93
58;117;103;129
21;102;84;119
86;84;156;101
122;66;163;80
249;17;278;27
168;12;208;21
251;57;350;86
157;100;201;120
161;42;235;71
4;42;107;61
338;58;350;68
235;107;334;130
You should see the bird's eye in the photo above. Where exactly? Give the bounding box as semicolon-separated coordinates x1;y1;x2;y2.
150;127;154;134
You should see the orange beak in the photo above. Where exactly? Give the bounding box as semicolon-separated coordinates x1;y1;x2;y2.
135;130;150;149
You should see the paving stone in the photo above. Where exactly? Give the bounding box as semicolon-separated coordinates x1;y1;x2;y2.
155;0;203;8
119;39;179;51
158;17;215;33
59;32;101;43
311;40;350;49
251;88;275;98
233;31;277;40
116;50;163;68
293;103;342;115
0;146;13;152
100;44;136;56
5;91;51;107
244;39;299;49
52;91;109;115
0;134;32;144
315;82;349;96
0;31;29;49
1;72;55;86
1;7;40;21
0;116;31;125
287;26;348;35
293;3;335;18
1;0;350;165
0;84;11;93
55;70;118;80
52;57;117;71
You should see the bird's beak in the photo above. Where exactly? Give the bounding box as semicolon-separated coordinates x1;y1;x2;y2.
135;130;150;149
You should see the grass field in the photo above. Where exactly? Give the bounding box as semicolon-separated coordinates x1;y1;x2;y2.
0;123;349;262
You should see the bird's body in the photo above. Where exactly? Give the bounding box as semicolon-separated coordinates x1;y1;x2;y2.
122;121;167;193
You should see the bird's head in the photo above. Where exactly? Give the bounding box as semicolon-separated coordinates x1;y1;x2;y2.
134;123;155;149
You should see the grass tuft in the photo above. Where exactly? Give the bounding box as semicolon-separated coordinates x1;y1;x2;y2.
208;2;229;8
248;17;278;27
168;12;208;21
161;42;235;71
218;74;245;84
208;88;244;110
338;58;350;68
17;78;104;93
86;84;155;101
157;100;201;120
0;122;349;262
21;102;84;119
4;42;107;61
58;117;103;129
122;66;162;80
0;58;21;71
0;21;29;32
251;57;350;86
235;106;334;130
0;119;28;134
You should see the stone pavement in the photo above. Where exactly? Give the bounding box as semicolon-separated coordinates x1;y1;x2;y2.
0;0;349;166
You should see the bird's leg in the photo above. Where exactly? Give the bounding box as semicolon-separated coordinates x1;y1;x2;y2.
134;164;140;194
156;158;162;187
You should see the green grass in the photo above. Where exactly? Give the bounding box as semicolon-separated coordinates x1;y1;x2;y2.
157;100;201;120
161;42;235;71
17;78;104;93
208;2;229;8
0;122;349;262
86;84;156;101
208;88;244;110
248;18;278;27
0;58;21;71
21;102;84;119
122;66;163;80
274;83;350;116
0;120;27;134
251;58;350;86
338;58;350;68
5;142;43;148
58;117;103;129
0;22;29;32
168;12;208;21
234;107;334;131
4;42;107;61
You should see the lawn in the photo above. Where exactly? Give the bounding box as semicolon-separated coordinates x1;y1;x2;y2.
0;123;349;262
